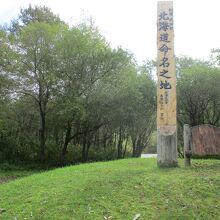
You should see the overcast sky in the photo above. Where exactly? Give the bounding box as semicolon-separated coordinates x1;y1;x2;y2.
0;0;220;63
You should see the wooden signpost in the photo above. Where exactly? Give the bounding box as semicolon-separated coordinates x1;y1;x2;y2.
157;1;178;167
184;124;220;166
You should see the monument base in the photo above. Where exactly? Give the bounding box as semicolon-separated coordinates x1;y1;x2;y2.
157;128;178;168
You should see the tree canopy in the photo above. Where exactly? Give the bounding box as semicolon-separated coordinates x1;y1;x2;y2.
0;6;156;165
1;6;220;165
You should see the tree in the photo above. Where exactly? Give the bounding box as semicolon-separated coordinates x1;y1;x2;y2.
177;57;220;126
8;5;64;34
87;61;156;158
10;22;65;162
177;56;220;156
128;65;156;157
0;5;158;165
53;24;134;164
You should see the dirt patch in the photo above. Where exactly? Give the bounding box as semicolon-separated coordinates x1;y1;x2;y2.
0;176;18;184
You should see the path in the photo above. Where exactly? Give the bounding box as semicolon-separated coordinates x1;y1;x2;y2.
141;154;157;158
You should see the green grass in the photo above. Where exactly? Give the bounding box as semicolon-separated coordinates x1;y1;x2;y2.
0;158;220;220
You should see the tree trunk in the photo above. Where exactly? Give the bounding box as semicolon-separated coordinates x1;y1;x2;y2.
60;124;71;166
97;129;100;149
132;136;143;157
82;135;87;162
85;141;91;162
132;135;139;157
122;135;129;158
184;124;191;167
137;139;143;157
39;112;46;163
103;131;107;149
117;127;123;159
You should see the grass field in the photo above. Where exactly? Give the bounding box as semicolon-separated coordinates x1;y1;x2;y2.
0;158;220;220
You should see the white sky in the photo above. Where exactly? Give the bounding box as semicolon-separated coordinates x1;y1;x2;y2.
0;0;220;64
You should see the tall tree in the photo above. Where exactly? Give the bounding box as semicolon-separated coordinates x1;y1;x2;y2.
9;5;64;34
10;23;65;162
53;24;133;164
177;57;220;126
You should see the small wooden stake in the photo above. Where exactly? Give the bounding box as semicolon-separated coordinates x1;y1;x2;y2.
184;124;191;166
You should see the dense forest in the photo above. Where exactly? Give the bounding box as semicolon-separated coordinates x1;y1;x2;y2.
1;6;220;166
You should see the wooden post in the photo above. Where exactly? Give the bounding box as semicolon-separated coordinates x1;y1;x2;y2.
184;124;191;166
157;1;178;167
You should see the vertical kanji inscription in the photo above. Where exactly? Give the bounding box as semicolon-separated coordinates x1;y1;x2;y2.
157;1;178;167
157;1;176;129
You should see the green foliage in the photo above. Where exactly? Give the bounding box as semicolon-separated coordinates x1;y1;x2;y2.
0;5;156;165
5;4;220;165
8;5;65;33
0;158;219;219
177;56;220;126
176;56;220;155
